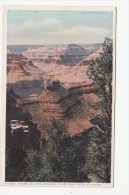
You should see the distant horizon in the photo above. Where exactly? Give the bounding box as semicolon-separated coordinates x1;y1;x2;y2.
7;42;103;46
7;10;113;45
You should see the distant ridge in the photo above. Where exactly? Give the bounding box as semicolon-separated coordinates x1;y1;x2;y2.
7;43;102;54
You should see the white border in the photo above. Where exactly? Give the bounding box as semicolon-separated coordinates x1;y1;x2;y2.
0;0;129;195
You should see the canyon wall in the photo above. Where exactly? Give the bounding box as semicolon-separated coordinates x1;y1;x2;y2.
7;44;102;139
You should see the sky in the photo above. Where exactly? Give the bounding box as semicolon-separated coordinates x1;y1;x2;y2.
7;10;113;45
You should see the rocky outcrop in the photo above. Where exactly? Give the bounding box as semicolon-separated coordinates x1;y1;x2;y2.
45;80;61;91
19;80;101;139
7;53;44;98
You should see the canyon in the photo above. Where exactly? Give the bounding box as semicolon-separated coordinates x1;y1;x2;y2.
7;44;103;141
7;44;102;96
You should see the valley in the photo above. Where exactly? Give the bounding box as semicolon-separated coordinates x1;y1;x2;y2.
7;43;103;142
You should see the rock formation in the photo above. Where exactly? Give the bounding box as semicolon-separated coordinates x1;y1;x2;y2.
7;44;103;139
7;44;102;97
7;53;44;98
19;80;101;139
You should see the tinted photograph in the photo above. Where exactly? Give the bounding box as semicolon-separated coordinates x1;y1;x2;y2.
6;7;115;185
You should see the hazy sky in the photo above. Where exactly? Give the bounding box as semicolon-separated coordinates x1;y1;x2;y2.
7;10;113;45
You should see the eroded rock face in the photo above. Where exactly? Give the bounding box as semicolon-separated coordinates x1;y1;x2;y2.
76;48;103;66
21;44;101;89
7;44;102;98
7;44;103;142
19;80;101;139
22;44;101;66
7;53;44;98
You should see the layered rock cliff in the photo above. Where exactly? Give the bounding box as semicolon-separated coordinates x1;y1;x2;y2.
19;80;102;139
7;44;102;98
7;44;102;139
22;44;101;88
7;53;44;98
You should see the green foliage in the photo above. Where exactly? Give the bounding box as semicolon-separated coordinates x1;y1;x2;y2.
20;149;45;182
40;139;61;182
84;38;113;183
6;144;26;181
81;117;111;183
88;37;113;122
60;140;89;182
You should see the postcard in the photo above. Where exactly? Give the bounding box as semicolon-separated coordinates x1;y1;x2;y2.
1;5;116;187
